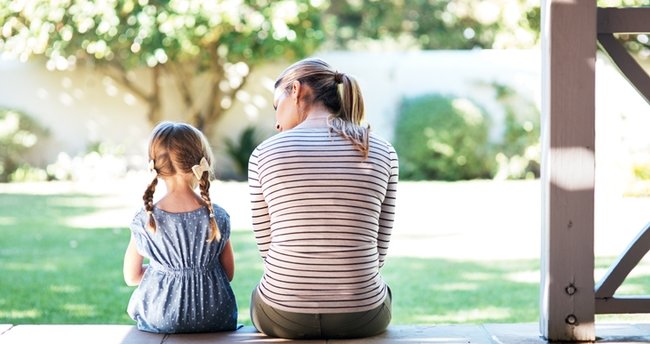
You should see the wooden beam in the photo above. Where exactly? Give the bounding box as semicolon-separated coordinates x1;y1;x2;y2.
540;0;596;341
596;297;650;314
598;33;650;105
598;7;650;33
595;223;650;299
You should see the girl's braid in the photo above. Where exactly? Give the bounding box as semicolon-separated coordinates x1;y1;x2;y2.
199;172;220;242
143;176;158;233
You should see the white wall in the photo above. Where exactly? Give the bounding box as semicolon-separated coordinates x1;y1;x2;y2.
1;49;647;184
316;50;541;142
0;58;149;166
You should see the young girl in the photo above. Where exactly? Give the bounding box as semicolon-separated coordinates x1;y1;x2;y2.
123;121;237;333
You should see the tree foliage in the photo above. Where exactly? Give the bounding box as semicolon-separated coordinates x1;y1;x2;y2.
0;0;568;137
324;0;540;50
3;0;648;138
0;0;325;134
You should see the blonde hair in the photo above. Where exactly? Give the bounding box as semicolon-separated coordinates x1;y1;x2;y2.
274;58;370;157
143;121;220;242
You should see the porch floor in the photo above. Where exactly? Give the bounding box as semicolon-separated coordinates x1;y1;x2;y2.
1;323;649;343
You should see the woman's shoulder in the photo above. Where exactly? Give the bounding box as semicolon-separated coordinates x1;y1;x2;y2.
254;129;329;151
255;131;294;149
369;132;396;152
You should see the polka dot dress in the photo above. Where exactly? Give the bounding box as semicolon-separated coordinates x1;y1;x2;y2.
126;204;238;333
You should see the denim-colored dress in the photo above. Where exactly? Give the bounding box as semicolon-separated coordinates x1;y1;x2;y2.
127;204;237;333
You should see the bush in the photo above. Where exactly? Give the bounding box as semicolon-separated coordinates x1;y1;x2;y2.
394;94;497;181
46;142;128;182
492;83;540;180
0;108;47;182
224;126;261;180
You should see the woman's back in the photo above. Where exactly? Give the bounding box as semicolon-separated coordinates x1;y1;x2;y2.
249;128;398;314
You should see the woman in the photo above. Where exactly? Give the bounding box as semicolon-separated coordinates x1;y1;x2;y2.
247;58;398;339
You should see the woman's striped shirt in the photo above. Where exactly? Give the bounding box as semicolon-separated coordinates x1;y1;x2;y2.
248;127;399;314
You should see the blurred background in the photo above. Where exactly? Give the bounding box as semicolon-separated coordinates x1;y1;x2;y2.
0;0;648;188
1;0;650;327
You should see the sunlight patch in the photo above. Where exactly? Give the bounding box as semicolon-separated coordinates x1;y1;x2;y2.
597;313;650;323
3;262;57;272
50;285;80;293
616;283;648;295
63;304;96;317
0;309;40;319
414;306;511;323
506;270;539;284
238;307;250;324
432;282;478;291
461;272;493;281
0;216;15;225
65;209;130;229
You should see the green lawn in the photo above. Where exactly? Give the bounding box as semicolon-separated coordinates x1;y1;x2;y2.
1;189;648;326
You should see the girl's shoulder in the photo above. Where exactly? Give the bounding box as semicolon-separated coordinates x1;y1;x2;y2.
129;207;148;233
210;203;229;219
209;203;231;241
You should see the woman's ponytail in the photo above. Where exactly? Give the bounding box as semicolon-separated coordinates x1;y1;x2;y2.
330;72;370;158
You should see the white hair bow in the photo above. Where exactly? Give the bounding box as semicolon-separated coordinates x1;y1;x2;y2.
191;157;210;180
148;160;157;176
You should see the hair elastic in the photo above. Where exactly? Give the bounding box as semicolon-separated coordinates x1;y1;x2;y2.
334;71;344;83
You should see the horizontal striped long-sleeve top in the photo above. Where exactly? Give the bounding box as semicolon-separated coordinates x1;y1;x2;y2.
248;127;399;314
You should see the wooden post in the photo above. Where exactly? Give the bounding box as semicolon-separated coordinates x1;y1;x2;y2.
540;0;596;341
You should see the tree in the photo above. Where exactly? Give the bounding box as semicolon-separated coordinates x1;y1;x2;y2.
0;0;326;135
323;0;540;50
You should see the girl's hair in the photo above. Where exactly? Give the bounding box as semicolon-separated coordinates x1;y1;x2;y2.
274;58;370;157
143;121;220;242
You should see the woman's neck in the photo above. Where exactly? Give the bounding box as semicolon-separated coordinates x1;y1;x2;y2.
295;107;331;129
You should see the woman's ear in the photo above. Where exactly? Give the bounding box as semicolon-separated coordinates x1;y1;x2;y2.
291;80;301;102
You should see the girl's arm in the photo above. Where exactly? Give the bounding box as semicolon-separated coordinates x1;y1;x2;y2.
220;239;235;282
123;234;146;286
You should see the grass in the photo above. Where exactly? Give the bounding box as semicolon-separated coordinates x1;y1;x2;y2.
1;188;649;326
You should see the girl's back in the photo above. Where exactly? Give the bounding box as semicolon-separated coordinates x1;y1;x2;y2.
127;204;237;333
123;121;238;334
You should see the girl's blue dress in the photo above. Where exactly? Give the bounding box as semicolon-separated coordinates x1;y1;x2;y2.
127;204;237;333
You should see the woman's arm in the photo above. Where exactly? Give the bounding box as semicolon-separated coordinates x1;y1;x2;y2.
248;149;272;259
220;240;235;282
377;147;399;269
123;234;146;286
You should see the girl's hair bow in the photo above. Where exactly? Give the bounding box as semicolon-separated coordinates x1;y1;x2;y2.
191;157;210;180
